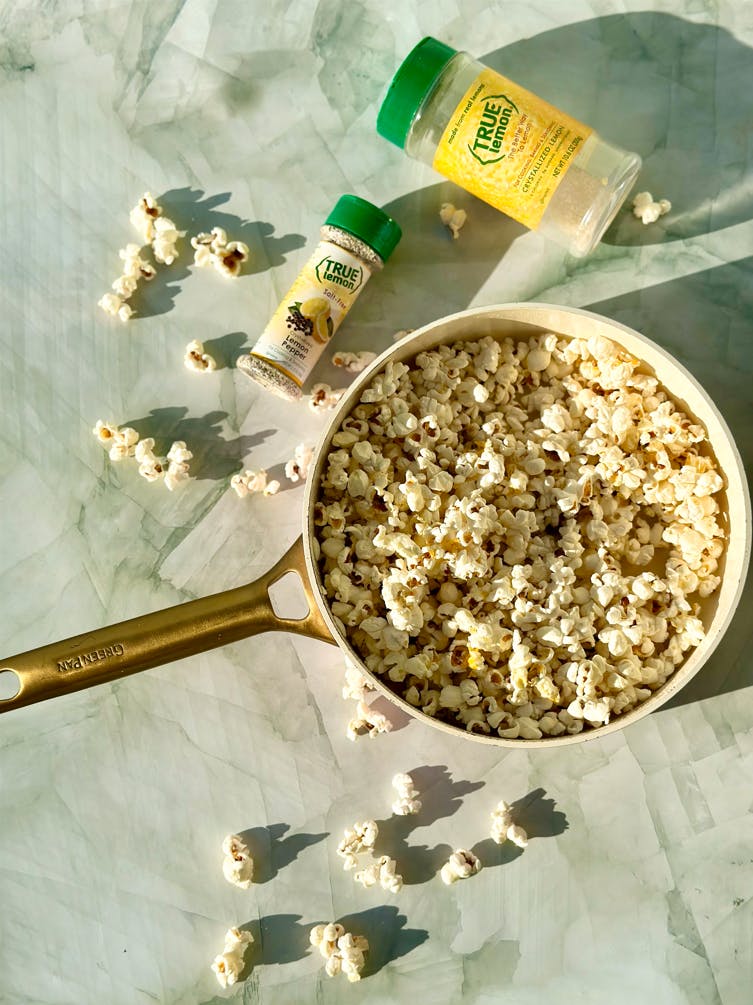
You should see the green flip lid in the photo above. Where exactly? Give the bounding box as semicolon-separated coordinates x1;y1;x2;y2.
325;194;402;262
377;36;457;149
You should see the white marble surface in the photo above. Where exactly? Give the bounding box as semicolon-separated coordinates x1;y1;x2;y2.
1;1;752;1002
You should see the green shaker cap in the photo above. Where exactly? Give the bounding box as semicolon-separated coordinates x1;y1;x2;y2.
325;194;402;262
377;36;456;149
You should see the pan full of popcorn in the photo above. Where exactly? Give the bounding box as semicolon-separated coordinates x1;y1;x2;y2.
1;305;749;746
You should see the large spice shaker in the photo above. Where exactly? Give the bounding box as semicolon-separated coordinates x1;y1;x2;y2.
237;195;401;401
377;37;641;257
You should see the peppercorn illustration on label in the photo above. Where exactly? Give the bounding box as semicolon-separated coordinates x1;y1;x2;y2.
433;67;592;230
250;241;372;386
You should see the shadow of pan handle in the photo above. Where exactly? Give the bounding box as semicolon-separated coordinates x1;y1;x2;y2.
0;537;335;714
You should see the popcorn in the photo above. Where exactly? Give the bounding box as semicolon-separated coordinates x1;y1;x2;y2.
184;339;217;373
332;351;377;373
308;383;347;412
284;443;315;483
164;461;190;491
310;924;369;983
152;216;185;265
490;800;528;849
221;833;254;889
129;192;163;242
343;659;373;701
393;328;414;342
191;227;250;278
108;426;139;461
231;469;269;497
93;420;119;446
211;926;254;988
336;820;378;871
440;849;482;885
346;699;394;740
439;202;467;239
315;333;726;738
354;854;403;893
391;772;422;816
167;441;193;465
264;479;281;496
98;292;133;323
632;191;672;225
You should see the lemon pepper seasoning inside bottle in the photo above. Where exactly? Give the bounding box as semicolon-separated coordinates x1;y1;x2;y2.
237;195;401;401
377;37;641;257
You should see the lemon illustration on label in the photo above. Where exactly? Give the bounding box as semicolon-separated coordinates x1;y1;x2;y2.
312;310;333;344
300;296;330;319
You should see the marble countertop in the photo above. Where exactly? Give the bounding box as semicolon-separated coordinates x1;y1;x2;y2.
1;1;752;1002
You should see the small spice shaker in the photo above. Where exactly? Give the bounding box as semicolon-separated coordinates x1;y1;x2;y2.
237;195;401;401
377;37;641;257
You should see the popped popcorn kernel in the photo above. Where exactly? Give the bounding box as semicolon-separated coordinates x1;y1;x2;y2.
98;292;133;323
440;849;481;884
211;926;253;988
490;800;528;849
191;227;250;278
284;442;315;483
632;190;672;225
221;833;254;889
439;202;467;239
332;351;377;373
392;771;422;816
308;383;347;412
129;192;163;242
336;820;378;871
184;339;217;373
231;469;269;497
346;698;394;740
354;854;403;893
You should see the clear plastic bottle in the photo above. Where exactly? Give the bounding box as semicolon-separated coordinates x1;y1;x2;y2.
237;195;401;401
377;37;641;258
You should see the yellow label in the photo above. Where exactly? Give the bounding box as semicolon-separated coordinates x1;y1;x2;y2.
433;67;592;229
251;241;371;387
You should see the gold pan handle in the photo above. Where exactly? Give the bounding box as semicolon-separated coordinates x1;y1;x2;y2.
0;536;335;713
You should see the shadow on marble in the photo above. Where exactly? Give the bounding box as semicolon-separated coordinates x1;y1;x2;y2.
236;914;310;973
238;823;328;884
123;406;274;481
373;765;484;886
482;14;753;247
335;905;428;978
163;186;306;278
587;256;753;707
202;330;251;369
472;788;569;867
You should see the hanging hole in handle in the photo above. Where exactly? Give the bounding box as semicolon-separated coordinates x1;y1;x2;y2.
0;669;21;700
268;571;310;621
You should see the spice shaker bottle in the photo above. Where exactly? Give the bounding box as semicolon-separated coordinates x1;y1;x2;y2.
237;195;401;401
377;37;641;257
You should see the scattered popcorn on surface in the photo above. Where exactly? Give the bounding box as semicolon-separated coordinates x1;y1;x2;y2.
310;924;369;983
440;849;482;885
354;854;403;893
129;192;163;242
285;442;315;483
336;820;378;871
314;333;727;739
191;227;250;278
332;351;378;373
308;383;347;412
632;191;672;225
342;658;374;702
490;800;528;848
93;420;119;446
346;698;394;740
221;833;254;888
393;328;414;342
98;292;133;323
152;216;185;265
184;339;217;372
264;479;281;496
211;926;254;988
440;202;467;239
392;772;422;816
231;469;271;498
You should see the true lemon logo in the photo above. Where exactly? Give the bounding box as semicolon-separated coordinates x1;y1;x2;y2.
468;93;518;165
315;256;364;292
